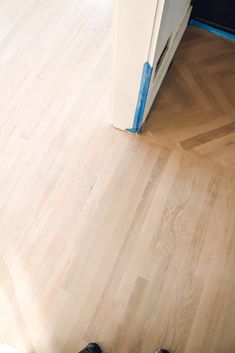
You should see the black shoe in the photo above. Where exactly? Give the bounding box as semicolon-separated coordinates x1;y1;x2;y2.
83;343;102;353
155;350;170;353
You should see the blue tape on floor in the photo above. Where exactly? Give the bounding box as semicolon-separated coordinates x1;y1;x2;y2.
126;62;153;134
190;19;235;41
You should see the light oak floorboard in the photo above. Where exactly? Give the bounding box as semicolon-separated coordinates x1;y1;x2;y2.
0;3;235;353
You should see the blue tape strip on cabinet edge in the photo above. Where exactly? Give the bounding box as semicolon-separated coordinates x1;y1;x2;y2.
189;19;235;41
126;62;153;134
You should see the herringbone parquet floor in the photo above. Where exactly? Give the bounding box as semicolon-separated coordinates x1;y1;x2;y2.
143;26;235;172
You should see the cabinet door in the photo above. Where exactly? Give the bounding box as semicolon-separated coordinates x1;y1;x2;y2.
113;0;192;133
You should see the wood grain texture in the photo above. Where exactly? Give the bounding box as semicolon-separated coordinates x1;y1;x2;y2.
0;3;235;353
143;26;235;172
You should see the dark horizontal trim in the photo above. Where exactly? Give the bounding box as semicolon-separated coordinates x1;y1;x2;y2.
192;16;235;35
189;19;235;41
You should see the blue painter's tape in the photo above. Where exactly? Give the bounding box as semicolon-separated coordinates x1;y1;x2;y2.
190;19;235;41
126;62;153;134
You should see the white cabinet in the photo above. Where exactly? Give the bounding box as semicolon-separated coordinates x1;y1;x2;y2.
112;0;192;133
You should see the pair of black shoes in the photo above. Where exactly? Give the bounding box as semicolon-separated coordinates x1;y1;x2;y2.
79;343;102;353
79;343;169;353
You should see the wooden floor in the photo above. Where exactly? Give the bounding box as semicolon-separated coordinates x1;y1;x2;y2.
0;2;235;353
143;26;235;172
